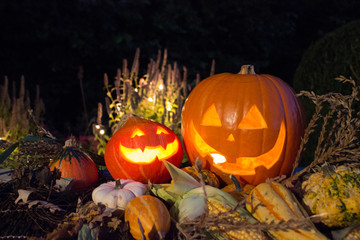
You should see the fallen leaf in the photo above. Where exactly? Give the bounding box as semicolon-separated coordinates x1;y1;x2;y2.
15;189;33;204
27;200;64;213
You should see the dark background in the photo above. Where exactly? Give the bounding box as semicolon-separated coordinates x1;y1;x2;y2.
1;0;359;138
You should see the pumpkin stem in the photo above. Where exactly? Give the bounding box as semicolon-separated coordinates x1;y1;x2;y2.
137;218;146;239
238;65;255;75
115;179;122;189
230;174;243;192
157;231;165;240
113;113;137;133
194;157;203;172
322;163;336;178
64;136;78;148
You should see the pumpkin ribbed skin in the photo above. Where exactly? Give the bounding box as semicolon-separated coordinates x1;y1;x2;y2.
246;182;328;240
105;115;183;184
181;166;220;188
50;139;98;190
181;66;305;185
92;179;147;209
125;195;171;240
302;165;360;228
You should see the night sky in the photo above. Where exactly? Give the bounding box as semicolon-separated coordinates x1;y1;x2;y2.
1;0;359;139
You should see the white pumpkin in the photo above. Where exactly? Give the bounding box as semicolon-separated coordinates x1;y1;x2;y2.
92;179;148;209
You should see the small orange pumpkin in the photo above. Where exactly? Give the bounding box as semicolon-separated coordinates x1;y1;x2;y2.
181;166;220;188
181;65;305;185
125;195;171;240
49;137;98;190
221;175;254;202
105;115;183;184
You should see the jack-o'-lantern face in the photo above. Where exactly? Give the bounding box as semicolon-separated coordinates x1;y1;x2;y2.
189;104;286;174
181;66;305;185
105;115;183;184
119;125;180;163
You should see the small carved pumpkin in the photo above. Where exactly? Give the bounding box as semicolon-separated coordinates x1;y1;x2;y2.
105;115;183;184
92;179;148;209
181;65;305;185
125;195;171;240
49;137;98;190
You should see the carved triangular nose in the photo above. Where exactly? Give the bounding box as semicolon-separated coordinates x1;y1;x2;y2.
226;133;235;142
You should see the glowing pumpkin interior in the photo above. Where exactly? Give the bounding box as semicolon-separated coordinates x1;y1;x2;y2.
181;68;305;185
189;103;286;175
119;125;180;164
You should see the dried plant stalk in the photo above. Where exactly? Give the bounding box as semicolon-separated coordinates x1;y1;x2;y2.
0;76;45;142
176;195;315;240
285;76;360;186
95;49;190;138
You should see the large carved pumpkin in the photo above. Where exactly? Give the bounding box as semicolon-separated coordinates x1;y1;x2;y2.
105;115;183;184
181;65;305;185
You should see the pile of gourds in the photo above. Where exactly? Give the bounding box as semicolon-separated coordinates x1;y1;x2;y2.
50;66;360;240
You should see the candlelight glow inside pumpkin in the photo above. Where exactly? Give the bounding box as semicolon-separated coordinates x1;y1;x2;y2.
105;115;183;184
119;126;180;163
181;65;305;185
190;116;286;173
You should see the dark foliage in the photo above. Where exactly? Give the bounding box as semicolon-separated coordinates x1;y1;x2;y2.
293;20;360;165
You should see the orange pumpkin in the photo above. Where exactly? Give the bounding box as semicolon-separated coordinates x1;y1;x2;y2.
221;175;255;202
49;138;98;190
181;166;220;188
181;65;305;185
125;195;171;240
105;115;183;184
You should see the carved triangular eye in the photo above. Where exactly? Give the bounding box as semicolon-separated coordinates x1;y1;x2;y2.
238;105;268;129
156;126;169;135
200;104;222;126
131;128;145;138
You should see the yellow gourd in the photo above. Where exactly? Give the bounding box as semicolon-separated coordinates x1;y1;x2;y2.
246;181;328;240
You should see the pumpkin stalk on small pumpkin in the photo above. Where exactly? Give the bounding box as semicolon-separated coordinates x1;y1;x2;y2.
114;179;122;189
229;174;242;192
221;174;255;203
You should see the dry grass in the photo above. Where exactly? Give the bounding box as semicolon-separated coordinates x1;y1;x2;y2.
0;75;45;142
284;75;360;187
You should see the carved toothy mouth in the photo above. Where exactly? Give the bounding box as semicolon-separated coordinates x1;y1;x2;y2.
189;120;286;175
119;139;180;164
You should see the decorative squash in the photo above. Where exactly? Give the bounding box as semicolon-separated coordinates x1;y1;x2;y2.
49;137;98;190
105;115;183;184
246;181;328;240
151;160;268;239
181;65;305;185
92;179;147;209
125;195;171;240
221;174;254;202
301;165;360;228
181;166;220;188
